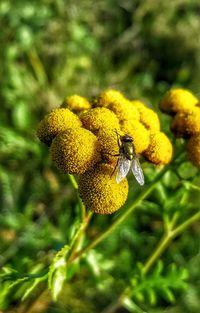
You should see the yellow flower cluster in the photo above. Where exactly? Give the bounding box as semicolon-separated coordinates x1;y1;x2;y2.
37;89;173;214
159;88;200;167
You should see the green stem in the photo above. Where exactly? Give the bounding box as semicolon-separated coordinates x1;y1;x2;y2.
100;209;200;313
68;174;86;220
143;210;200;274
68;211;93;262
72;166;169;261
68;174;78;189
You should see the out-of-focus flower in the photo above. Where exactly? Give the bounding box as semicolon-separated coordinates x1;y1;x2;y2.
159;88;198;114
61;95;91;113
132;100;160;131
144;132;173;165
120;120;150;154
50;128;100;174
171;108;200;138
187;134;200;167
37;108;81;146
80;107;120;134
94;89;125;107
78;164;128;214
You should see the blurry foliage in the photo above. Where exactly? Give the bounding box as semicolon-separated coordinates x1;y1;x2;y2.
0;0;200;312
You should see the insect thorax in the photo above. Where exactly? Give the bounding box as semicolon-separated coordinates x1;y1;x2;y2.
120;141;134;160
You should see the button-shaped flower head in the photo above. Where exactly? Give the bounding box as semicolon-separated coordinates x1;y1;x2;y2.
144;132;173;165
97;128;123;165
187;134;200;167
171;108;200;138
61;95;91;113
37;108;81;146
78;164;128;214
80;107;120;134
120;120;150;154
132;100;160;132
159;88;198;114
50;128;100;174
107;98;140;122
94;89;125;107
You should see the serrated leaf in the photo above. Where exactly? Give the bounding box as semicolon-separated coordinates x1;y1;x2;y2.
122;296;147;313
131;262;188;306
22;275;47;301
152;260;163;277
159;287;175;303
48;244;70;301
146;287;157;306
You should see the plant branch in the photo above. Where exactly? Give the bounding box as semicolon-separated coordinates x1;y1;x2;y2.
72;165;170;262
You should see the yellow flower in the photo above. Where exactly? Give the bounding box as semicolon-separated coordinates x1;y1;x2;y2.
50;128;100;174
107;99;140;122
159;88;198;114
131;100;147;110
187;134;200;167
37;108;81;146
97;128;123;165
144;132;173;165
61;95;91;113
171;108;200;138
120;120;150;154
132;100;160;131
78;164;128;214
94;89;125;107
80;107;120;134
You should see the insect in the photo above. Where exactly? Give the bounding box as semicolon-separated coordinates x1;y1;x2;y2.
114;131;144;185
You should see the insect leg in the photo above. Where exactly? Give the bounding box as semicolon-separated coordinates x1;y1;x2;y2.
111;156;119;177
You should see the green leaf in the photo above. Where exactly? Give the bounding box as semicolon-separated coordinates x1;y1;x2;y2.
130;262;188;306
22;275;47;301
48;244;70;301
122;296;147;313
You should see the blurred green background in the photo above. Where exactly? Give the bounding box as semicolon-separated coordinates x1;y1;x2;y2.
0;0;200;312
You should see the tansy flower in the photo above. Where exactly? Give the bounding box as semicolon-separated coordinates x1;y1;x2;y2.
94;89;125;107
37;108;81;146
50;128;100;174
80;107;120;134
61;95;91;113
132;100;160;132
171;108;200;138
97;128;123;165
78;164;128;214
131;100;147;110
187;134;200;167
159;88;198;114
143;132;173;165
120;120;150;154
107;99;140;122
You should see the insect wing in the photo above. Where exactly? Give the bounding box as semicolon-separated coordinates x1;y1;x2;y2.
116;156;131;184
131;157;144;186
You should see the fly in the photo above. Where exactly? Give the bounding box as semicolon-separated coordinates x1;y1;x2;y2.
114;131;144;185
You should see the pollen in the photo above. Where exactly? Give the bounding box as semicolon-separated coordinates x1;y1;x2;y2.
144;132;173;165
94;89;125;107
132;101;160;132
187;134;200;167
171;108;200;138
120;120;150;154
61;95;91;113
50;128;101;174
80;107;120;134
78;164;128;214
159;88;198;114
37;108;82;146
107;99;140;122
